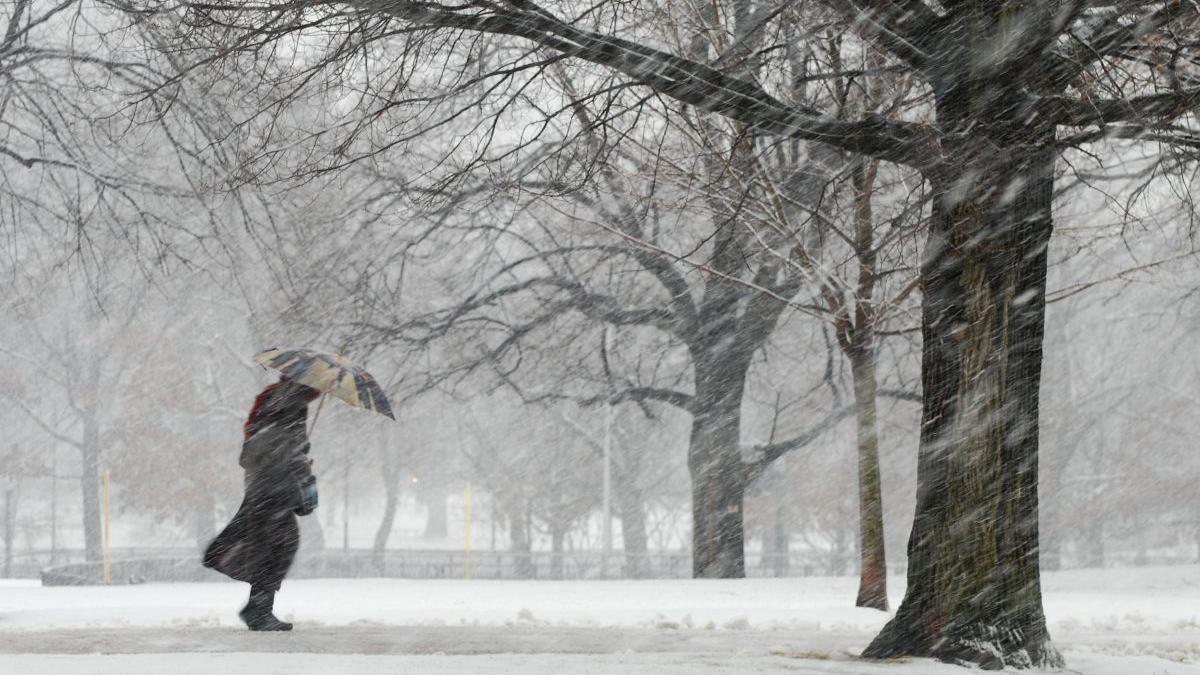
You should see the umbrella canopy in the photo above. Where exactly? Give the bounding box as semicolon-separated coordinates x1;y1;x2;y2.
253;348;395;420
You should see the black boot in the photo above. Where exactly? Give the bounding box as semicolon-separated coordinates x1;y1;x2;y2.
239;587;293;631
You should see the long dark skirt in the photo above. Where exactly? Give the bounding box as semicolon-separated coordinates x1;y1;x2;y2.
203;475;299;592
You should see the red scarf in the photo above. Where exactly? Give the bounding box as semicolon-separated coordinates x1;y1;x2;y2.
243;379;320;440
244;382;284;441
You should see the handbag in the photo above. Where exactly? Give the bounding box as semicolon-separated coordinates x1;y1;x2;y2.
294;474;319;516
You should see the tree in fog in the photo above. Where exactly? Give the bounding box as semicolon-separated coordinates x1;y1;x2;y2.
367;403;461;552
743;312;921;589
749;38;924;609
109;289;256;549
1;0;281;561
454;397;602;578
3;283;146;561
1;0;223;268
553;396;689;578
0;442;47;574
112;0;1200;666
1041;228;1200;569
318;38;921;587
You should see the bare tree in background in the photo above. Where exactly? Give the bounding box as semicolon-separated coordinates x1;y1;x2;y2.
753;35;925;610
554;396;689;579
323;40;914;585
111;289;254;550
0;0;246;282
456;398;603;579
372;423;407;552
3;281;147;561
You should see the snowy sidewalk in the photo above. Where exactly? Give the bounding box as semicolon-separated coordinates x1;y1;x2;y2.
1;625;1195;675
0;652;1010;675
2;567;1198;673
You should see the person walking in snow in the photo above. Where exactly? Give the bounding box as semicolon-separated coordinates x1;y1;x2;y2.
203;376;321;631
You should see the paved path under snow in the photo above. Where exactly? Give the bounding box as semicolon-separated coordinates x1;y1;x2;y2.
3;569;1199;673
2;626;1199;674
0;624;865;656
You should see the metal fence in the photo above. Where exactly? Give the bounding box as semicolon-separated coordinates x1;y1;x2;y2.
24;546;1200;585
31;547;861;584
4;547;199;580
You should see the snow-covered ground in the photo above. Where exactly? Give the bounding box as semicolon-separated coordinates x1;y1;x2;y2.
2;565;1198;674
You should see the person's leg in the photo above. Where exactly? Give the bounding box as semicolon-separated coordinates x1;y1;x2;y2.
239;582;292;631
240;510;300;631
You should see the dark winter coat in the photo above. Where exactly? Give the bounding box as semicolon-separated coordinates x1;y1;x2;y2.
203;380;319;591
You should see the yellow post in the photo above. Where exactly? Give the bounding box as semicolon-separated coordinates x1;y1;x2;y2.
102;471;111;585
464;481;472;580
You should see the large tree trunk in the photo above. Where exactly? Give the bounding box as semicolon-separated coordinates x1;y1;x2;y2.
864;120;1061;667
850;344;888;611
688;357;748;579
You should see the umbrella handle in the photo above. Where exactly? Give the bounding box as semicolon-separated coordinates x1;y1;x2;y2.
308;392;329;437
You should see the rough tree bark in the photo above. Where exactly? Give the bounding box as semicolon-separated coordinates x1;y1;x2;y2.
864;110;1061;666
688;352;750;579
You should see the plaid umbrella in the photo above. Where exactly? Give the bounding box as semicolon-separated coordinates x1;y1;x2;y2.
253;348;395;426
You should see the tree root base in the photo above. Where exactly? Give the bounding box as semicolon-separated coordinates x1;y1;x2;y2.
863;620;1064;671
